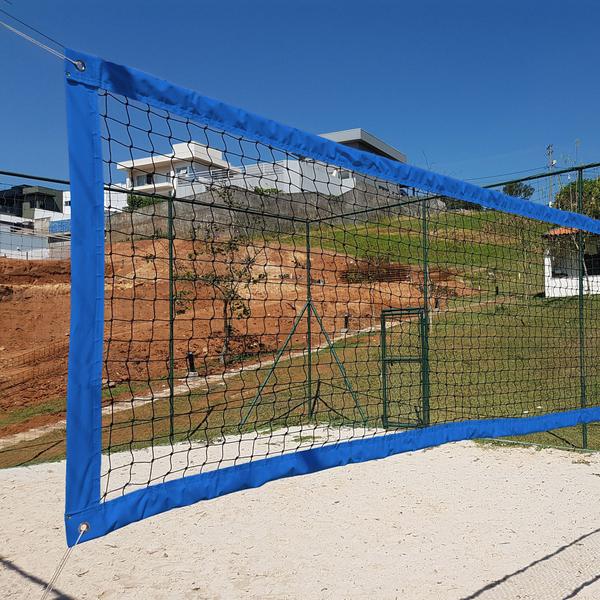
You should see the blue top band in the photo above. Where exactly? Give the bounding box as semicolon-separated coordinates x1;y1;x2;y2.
65;48;600;235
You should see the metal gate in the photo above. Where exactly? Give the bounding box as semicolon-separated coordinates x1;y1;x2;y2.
381;308;430;428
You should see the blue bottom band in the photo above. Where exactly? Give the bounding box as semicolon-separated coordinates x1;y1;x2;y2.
65;406;600;546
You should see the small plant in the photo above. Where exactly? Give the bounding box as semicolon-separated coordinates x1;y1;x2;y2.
253;187;280;196
175;270;201;282
174;289;192;314
125;193;162;211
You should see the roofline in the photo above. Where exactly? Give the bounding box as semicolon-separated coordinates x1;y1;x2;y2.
0;184;63;195
116;154;230;171
319;128;407;163
117;155;173;170
543;230;579;237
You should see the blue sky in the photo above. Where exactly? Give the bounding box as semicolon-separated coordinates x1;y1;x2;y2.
1;0;599;185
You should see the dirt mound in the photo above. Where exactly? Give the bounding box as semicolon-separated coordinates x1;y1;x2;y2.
0;259;71;432
0;258;70;285
0;240;474;438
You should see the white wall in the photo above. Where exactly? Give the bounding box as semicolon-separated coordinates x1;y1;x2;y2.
62;189;128;216
0;247;51;260
0;228;49;259
29;208;66;222
175;160;356;198
544;250;600;297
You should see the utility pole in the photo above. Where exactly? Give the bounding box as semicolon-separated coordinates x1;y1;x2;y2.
546;144;556;205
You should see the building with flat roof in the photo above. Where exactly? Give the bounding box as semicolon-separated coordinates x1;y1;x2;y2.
117;129;407;199
117;141;232;196
319;128;406;163
0;183;127;260
0;185;64;222
543;227;600;297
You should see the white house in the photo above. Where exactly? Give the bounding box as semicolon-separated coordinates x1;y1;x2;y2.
116;129;407;199
61;189;128;218
544;227;600;297
116;141;232;196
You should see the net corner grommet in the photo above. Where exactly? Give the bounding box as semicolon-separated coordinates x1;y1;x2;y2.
79;522;90;534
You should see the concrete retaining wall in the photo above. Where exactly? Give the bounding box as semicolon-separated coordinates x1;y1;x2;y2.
107;187;444;242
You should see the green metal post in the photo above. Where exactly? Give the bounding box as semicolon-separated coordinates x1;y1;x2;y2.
306;221;312;419
421;199;431;426
381;312;388;428
577;168;588;448
168;196;175;444
240;303;309;427
309;303;367;423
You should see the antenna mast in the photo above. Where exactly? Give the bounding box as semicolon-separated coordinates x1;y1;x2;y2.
546;144;555;205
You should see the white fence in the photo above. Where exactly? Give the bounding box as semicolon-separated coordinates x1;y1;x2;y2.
0;227;70;261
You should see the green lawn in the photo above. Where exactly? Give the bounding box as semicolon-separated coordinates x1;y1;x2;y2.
4;292;598;469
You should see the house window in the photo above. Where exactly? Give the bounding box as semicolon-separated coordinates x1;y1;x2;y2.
154;172;170;183
135;174;153;186
550;244;600;278
584;251;600;276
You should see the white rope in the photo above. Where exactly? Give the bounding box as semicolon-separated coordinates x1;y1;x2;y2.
0;18;84;70
40;522;89;600
1;16;88;593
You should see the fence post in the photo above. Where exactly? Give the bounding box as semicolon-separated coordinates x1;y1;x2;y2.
421;199;431;426
577;168;588;449
168;197;175;443
305;220;312;418
381;311;388;428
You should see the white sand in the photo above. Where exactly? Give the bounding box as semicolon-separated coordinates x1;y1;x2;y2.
1;441;599;599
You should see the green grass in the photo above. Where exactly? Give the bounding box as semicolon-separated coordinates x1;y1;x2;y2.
500;423;600;450
313;209;549;299
0;396;65;429
0;380;150;433
2;295;598;469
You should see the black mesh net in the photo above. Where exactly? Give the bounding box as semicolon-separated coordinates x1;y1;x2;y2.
84;89;600;498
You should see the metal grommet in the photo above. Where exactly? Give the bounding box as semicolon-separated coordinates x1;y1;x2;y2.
74;60;86;72
79;522;90;533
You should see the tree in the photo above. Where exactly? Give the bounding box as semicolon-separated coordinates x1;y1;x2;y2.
198;189;265;365
554;177;600;218
502;181;534;200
